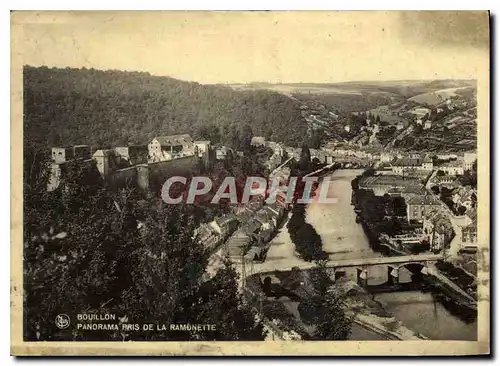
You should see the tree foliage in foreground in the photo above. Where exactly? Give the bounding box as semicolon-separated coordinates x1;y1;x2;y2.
23;152;265;341
300;261;353;340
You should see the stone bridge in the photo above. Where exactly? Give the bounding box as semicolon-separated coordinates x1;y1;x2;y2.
326;254;442;287
248;253;442;286
245;252;476;307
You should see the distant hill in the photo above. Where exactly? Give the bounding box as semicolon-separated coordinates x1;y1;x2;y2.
408;86;477;106
23;66;308;149
227;79;476;113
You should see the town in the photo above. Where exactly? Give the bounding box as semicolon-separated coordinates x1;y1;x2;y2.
41;123;478;340
22;64;480;343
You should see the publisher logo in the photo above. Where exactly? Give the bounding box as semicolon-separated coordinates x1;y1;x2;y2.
55;314;70;329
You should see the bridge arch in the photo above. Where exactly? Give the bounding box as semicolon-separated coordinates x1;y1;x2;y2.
396;261;426;273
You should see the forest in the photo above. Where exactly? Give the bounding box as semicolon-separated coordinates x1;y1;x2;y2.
23;66;308;150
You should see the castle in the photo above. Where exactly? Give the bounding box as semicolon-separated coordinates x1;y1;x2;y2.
47;134;214;193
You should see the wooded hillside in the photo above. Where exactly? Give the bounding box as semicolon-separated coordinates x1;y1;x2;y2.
23;66;308;149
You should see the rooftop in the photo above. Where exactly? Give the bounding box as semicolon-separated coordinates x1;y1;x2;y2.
153;134;193;147
251;136;266;146
438;160;463;168
360;175;422;188
407;194;441;206
392;158;422;167
227;230;252;248
93;149;117;157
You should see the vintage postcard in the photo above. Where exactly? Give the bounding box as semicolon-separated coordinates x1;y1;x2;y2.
11;11;490;356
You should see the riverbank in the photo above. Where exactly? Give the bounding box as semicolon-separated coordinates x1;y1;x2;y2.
248;169;477;340
350;171;477;312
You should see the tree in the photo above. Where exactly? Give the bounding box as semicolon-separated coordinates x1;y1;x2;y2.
308;129;323;149
436;170;446;177
431;185;440;195
189;259;266;340
23;151;266;341
239;124;253;152
305;261;353;340
361;167;376;177
298;142;312;173
23;66;309;149
414;124;423;135
294;224;327;262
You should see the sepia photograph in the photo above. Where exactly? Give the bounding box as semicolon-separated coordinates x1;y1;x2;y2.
10;10;490;356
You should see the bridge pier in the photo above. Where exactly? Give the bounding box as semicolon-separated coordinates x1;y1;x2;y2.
387;266;399;286
356;267;368;287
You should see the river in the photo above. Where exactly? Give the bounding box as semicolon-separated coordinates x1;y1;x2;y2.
265;169;477;340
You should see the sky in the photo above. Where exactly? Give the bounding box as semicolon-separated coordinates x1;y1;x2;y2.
12;11;489;84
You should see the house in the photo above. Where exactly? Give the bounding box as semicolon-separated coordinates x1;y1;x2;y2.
391;157;432;175
269;166;291;183
344;125;351;133
267;153;283;171
387;186;428;201
194;140;211;156
423;120;432;129
431;175;460;188
251;136;266;147
242;218;264;237
423;210;454;252
284;147;301;160
463;152;477;171
216;146;231;160
211;214;239;236
406;194;441;221
254;207;278;232
396;121;406;130
114;145;148;166
194;224;221;252
73;145;92;160
226;230;253;262
461;208;477;251
461;219;477;252
380;152;394;163
51;147;74;164
436;153;458;160
436;161;465;176
422;155;434;170
412;107;431;117
273;143;285;157
93;149;119;177
391;158;420;174
148;134;194;162
359;175;423;196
